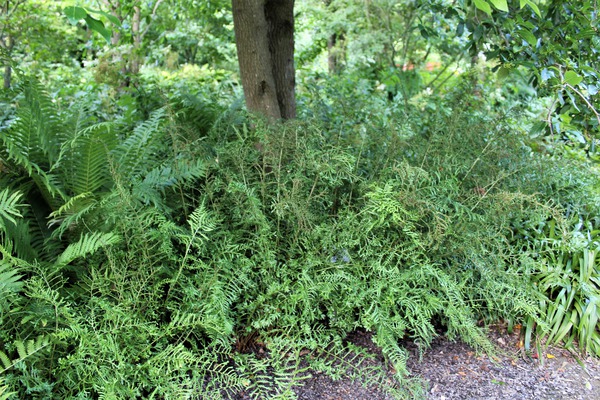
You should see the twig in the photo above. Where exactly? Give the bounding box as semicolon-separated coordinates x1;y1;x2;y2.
564;83;600;127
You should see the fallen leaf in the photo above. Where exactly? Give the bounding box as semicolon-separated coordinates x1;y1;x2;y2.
586;381;593;390
546;353;555;359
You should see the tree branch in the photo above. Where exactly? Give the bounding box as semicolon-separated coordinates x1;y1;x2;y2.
140;0;164;40
565;83;600;127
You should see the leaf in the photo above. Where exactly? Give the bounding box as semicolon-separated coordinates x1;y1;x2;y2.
0;188;24;226
564;71;583;86
489;0;509;12
86;8;122;27
64;6;87;25
519;0;541;18
516;29;537;47
84;15;112;44
55;232;120;267
473;0;492;16
497;67;510;79
541;68;555;82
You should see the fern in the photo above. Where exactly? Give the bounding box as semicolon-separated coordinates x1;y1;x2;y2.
0;188;23;228
0;376;13;400
64;122;117;196
132;157;207;209
55;231;120;268
113;107;167;180
0;258;23;317
0;336;51;374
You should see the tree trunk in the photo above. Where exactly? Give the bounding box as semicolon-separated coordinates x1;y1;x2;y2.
3;64;11;89
323;0;344;75
130;5;141;76
1;34;14;89
327;32;344;74
232;0;296;120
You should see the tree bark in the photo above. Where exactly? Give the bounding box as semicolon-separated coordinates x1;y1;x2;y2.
327;32;345;74
232;0;296;120
3;64;11;89
130;5;141;76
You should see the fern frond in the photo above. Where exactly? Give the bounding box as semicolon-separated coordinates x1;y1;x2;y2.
0;188;24;227
48;193;100;239
113;108;167;180
0;216;39;261
0;377;13;400
132;158;207;207
0;258;23;315
55;231;120;268
2;78;60;169
0;335;51;374
65;123;117;195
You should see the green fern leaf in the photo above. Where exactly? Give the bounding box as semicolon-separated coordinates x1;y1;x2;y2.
67;123;117;195
113;108;166;180
0;350;11;370
55;231;120;268
0;336;51;374
0;188;24;227
2;79;60;170
15;340;26;360
0;259;23;303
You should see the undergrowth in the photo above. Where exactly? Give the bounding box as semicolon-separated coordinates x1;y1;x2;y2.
0;72;597;398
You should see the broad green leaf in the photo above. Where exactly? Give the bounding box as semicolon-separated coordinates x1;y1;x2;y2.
64;6;87;25
86;8;122;27
497;66;510;79
565;71;583;86
84;15;112;44
516;29;537;47
489;0;508;12
473;0;492;16
519;0;541;18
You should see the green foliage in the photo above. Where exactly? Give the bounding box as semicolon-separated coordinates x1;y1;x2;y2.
2;1;600;397
518;216;600;357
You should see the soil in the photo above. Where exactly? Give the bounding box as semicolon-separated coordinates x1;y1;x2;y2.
292;326;600;400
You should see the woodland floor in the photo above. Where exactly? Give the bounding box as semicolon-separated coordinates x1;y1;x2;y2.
290;326;600;400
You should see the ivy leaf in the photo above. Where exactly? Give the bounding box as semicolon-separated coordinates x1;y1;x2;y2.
64;6;87;25
489;0;509;12
84;15;112;44
473;0;492;16
564;71;583;86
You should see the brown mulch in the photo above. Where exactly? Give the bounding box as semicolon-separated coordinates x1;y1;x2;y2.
293;326;600;400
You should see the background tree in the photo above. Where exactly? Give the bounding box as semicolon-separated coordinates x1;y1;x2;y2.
232;0;296;120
